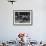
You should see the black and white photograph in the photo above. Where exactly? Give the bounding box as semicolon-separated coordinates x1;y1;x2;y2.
13;10;32;25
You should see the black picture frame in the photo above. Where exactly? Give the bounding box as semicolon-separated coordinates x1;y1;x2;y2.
13;10;33;26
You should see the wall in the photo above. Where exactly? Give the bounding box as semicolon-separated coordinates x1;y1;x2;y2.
0;0;46;42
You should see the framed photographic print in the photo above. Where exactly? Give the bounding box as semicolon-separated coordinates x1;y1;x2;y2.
13;10;33;25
